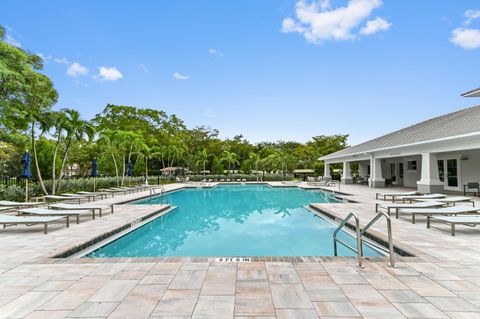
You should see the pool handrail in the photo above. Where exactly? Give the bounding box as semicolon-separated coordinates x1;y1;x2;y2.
333;211;363;268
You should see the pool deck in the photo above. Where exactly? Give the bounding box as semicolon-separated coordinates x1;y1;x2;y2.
1;182;480;318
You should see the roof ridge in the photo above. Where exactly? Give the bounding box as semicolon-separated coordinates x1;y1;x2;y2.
321;104;480;160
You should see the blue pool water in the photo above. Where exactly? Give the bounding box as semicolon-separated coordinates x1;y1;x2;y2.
86;185;381;257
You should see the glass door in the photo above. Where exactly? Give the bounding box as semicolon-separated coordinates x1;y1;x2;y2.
446;159;459;189
438;158;460;191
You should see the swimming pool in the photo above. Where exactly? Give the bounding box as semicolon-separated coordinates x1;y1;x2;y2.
86;185;382;257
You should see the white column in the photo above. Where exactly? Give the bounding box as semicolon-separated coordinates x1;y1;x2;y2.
359;162;368;178
369;155;385;188
324;163;331;179
341;161;353;184
417;153;444;194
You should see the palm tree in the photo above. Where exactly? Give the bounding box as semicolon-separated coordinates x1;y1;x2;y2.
56;109;95;191
220;150;239;176
249;152;260;181
50;110;68;194
98;129;121;185
115;131;144;185
196;149;209;173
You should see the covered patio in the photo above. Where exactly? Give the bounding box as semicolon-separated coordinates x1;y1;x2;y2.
320;105;480;193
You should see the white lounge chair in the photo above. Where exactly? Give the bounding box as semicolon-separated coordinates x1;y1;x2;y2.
0;207;13;212
77;191;109;200
399;193;446;203
398;206;480;223
375;201;445;214
18;208;95;223
61;193;96;202
101;188;130;197
375;191;419;202
430;215;480;236
0;214;67;234
43;195;84;204
0;201;44;208
418;196;475;207
48;203;113;216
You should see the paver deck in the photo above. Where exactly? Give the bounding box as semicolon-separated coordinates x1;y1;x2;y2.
1;182;480;318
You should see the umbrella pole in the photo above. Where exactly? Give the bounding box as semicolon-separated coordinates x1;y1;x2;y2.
25;179;28;202
93;177;96;192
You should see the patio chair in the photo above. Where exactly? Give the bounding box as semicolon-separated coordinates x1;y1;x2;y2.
429;215;480;236
398;205;480;223
417;196;475;207
0;214;67;234
77;191;109;200
49;203;113;216
18;208;97;223
399;193;446;203
464;182;479;196
375;201;445;214
43;195;84;204
0;201;44;208
375;191;419;202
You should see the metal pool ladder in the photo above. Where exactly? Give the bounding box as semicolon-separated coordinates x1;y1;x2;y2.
149;185;168;204
333;211;395;268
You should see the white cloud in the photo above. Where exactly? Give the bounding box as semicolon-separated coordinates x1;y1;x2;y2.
98;66;123;81
450;28;480;49
465;10;480;25
281;0;390;43
5;34;21;47
53;57;70;64
450;10;480;50
67;62;89;77
360;17;392;35
173;72;190;80
208;48;224;56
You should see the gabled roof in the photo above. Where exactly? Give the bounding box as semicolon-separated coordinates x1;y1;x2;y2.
320;105;480;161
462;87;480;97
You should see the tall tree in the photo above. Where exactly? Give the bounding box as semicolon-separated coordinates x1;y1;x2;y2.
56;109;94;191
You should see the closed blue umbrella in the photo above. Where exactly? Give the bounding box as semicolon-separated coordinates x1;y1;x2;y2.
20;151;32;201
20;151;32;179
127;160;133;186
127;160;133;177
91;158;99;177
91;158;99;192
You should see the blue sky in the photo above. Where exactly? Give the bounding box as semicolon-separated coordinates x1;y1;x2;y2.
2;0;480;145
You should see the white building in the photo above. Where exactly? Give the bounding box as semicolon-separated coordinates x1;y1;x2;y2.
319;102;480;193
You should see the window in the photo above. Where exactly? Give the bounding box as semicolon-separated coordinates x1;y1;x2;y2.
407;161;417;170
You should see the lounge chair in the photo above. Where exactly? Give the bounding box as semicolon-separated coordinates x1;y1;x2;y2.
0;207;13;212
61;193;96;202
375;191;419;202
0;200;44;208
464;182;479;196
399;193;446;203
375;201;445;214
48;203;113;216
77;191;109;200
18;208;96;223
429;215;480;236
397;206;480;223
418;196;475;207
101;188;130;197
43;195;84;204
0;214;67;234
